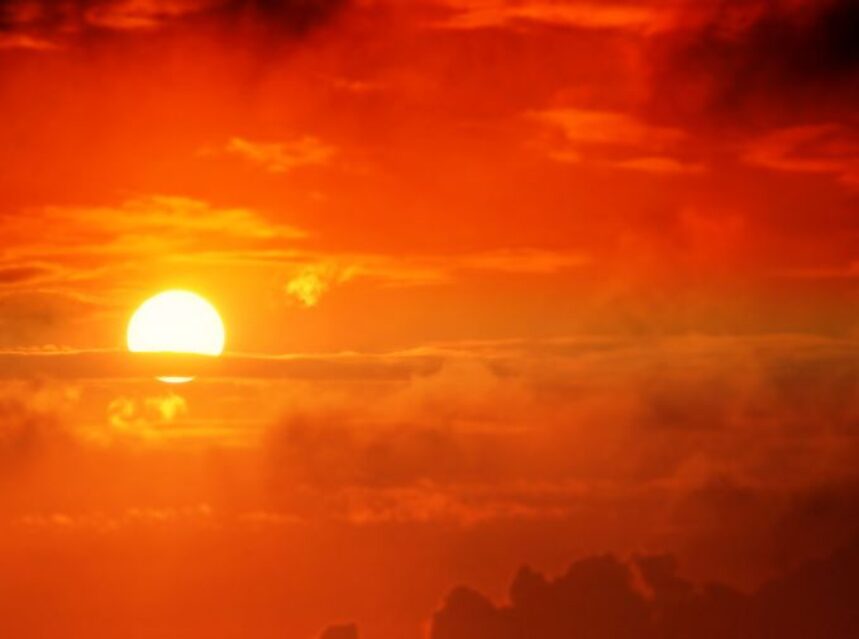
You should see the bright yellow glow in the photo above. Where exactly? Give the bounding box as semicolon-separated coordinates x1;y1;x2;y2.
127;290;225;383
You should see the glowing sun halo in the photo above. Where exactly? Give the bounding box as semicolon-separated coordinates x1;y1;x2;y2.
127;290;225;383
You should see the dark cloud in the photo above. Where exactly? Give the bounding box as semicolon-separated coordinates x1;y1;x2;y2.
0;265;50;285
265;413;505;490
0;292;102;346
428;536;859;639
319;623;359;639
650;0;859;126
0;0;349;38
219;0;349;35
768;482;859;567
750;538;859;638
0;395;57;472
0;349;440;380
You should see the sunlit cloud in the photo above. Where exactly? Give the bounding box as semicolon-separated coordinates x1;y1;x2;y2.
430;0;667;32
0;32;58;50
220;136;337;173
84;0;221;31
743;124;859;189
533;109;684;148
107;392;188;433
285;264;357;307
612;156;706;175
3;196;305;259
531;109;700;173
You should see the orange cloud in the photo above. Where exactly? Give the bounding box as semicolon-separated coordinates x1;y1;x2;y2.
743;124;859;188
432;1;666;32
534;109;684;148
222;136;337;173
107;391;187;431
0;33;58;50
84;0;221;30
531;109;700;173
285;264;357;307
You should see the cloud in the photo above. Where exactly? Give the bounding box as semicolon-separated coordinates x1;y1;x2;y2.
285;264;356;307
0;32;57;49
15;503;214;532
0;291;105;347
221;136;337;173
38;195;306;244
0;195;307;279
531;109;699;173
0;264;54;285
0;381;78;480
84;0;221;30
338;248;589;288
452;249;589;274
429;537;859;639
319;623;359;639
533;109;683;149
217;0;349;35
743;124;859;188
107;391;188;437
430;1;666;32
0;0;351;38
0;348;442;381
649;0;859;125
612;156;705;175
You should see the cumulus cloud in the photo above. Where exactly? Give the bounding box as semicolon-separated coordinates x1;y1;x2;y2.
429;537;859;639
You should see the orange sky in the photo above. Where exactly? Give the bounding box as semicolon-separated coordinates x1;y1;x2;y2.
0;1;858;637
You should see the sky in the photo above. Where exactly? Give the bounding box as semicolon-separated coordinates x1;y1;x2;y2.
0;0;858;637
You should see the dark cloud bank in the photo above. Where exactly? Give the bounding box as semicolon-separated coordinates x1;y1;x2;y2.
650;0;859;125
431;536;859;639
0;0;349;36
324;536;859;639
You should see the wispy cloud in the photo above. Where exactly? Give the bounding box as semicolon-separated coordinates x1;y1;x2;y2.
220;136;337;173
0;348;443;381
285;264;357;307
84;0;222;31
743;124;859;189
279;248;589;306
0;32;58;50
107;392;188;436
2;195;305;261
431;1;667;32
531;109;702;175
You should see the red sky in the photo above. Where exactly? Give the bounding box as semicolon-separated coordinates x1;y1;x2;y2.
0;1;858;637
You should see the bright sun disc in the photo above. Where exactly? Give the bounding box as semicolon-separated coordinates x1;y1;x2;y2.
127;290;225;383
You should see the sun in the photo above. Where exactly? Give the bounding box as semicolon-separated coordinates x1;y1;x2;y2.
127;290;225;383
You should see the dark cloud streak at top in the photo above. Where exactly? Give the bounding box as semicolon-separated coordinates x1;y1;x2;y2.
0;0;350;38
650;0;859;126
